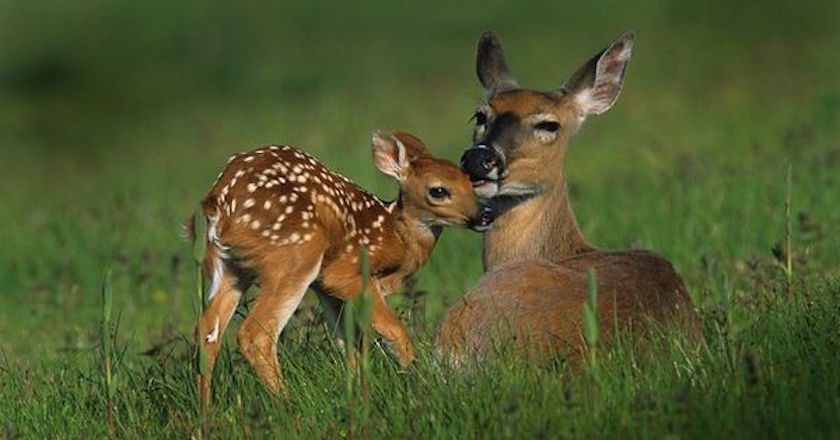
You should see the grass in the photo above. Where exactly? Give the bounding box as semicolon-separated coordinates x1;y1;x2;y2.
1;0;839;437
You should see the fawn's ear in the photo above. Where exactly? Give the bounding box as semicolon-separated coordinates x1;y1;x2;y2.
476;32;519;94
391;132;428;159
564;31;634;119
372;131;410;180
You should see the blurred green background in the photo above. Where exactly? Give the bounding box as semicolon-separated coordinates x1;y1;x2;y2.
1;0;838;360
2;0;840;437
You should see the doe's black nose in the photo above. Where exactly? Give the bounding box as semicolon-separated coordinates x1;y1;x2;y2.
460;145;500;180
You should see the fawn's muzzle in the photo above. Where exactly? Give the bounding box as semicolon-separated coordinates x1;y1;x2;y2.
468;205;495;232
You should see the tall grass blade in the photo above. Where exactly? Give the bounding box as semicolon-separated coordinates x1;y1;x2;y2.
784;162;794;301
100;269;116;439
191;205;210;437
583;268;599;366
356;247;373;437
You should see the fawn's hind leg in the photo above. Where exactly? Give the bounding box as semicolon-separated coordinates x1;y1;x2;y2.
195;257;248;413
238;240;326;395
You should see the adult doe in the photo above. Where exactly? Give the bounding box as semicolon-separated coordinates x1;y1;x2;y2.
438;32;700;362
190;131;491;407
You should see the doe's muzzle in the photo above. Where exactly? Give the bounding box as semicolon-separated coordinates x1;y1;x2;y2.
460;144;502;181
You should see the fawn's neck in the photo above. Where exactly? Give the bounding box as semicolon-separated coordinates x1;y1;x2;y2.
388;199;441;273
483;174;594;271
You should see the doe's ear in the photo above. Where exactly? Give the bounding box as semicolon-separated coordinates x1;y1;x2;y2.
476;32;519;94
564;31;634;118
371;131;410;180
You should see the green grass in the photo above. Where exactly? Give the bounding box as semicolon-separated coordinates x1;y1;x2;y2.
1;0;839;437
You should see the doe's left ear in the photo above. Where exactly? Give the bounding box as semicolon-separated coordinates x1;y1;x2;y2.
476;32;519;94
564;31;634;118
371;131;410;180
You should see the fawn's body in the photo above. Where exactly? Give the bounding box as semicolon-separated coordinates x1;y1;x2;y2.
437;32;700;363
193;132;490;406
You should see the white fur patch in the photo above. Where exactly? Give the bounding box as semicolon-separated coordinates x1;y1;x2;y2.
205;317;220;343
473;181;499;199
574;88;600;117
205;212;228;302
206;255;224;302
498;183;538;197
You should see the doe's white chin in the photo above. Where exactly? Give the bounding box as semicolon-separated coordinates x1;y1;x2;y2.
473;181;499;199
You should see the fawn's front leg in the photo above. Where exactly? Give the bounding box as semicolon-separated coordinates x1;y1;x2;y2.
369;292;415;366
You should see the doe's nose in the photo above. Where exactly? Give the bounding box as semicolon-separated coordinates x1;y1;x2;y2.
460;145;500;180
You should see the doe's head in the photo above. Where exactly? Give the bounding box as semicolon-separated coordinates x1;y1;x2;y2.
461;31;635;199
372;131;493;232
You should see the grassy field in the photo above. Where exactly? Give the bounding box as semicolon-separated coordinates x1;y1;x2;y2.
1;0;839;438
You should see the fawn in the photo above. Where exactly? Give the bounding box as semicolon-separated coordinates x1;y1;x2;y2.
190;131;491;406
437;32;700;363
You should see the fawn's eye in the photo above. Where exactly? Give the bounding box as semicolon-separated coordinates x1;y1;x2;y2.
472;111;488;126
428;187;451;200
534;121;561;132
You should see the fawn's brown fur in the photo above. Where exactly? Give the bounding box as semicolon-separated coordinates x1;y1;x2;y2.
191;131;489;407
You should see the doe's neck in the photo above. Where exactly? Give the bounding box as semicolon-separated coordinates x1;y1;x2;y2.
483;174;594;271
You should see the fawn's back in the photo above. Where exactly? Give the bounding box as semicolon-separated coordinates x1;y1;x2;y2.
206;145;394;249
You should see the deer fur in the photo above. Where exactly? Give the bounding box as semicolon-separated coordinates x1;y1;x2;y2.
190;131;490;407
438;32;700;364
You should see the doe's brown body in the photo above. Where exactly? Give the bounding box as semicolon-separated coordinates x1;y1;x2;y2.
437;32;700;363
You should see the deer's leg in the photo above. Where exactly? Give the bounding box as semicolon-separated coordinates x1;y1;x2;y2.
316;291;348;350
238;242;325;395
370;292;416;366
195;261;246;413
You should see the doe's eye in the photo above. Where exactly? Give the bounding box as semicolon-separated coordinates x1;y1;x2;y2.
428;187;451;200
534;121;561;132
472;112;487;126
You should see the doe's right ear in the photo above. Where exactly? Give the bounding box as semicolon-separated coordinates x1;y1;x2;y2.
564;31;635;119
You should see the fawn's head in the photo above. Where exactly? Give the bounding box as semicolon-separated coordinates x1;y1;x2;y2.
372;131;493;231
461;31;634;199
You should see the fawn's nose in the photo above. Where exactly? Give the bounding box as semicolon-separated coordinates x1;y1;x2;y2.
468;205;495;232
460;145;502;181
